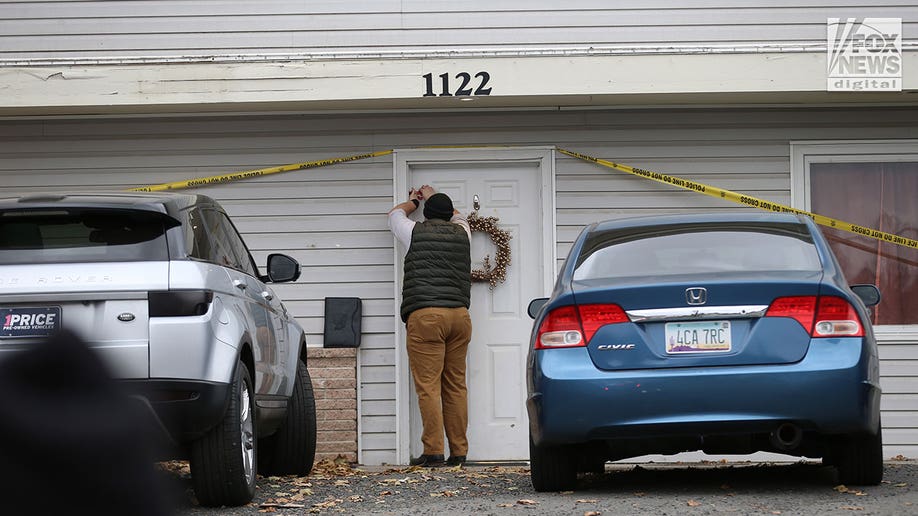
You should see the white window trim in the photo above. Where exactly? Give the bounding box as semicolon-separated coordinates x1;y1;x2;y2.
790;139;918;340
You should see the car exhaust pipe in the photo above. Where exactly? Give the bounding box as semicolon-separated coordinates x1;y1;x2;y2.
770;423;803;451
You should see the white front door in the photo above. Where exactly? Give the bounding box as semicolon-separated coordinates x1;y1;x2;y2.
395;148;555;462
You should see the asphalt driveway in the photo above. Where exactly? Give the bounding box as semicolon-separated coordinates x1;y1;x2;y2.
168;458;918;515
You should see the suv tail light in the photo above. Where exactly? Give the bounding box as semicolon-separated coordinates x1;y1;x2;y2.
149;290;213;317
766;295;864;337
535;303;629;349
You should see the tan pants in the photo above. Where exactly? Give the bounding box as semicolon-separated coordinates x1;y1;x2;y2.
406;306;473;457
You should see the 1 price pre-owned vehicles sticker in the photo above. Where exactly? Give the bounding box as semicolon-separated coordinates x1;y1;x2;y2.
0;306;61;337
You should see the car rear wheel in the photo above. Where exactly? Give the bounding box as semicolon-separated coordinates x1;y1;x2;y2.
833;425;884;486
258;359;317;476
190;360;257;506
529;436;577;492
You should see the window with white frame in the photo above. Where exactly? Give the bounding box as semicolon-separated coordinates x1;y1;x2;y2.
792;141;918;327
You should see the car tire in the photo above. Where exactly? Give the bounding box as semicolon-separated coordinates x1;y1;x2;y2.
190;360;257;507
529;436;577;492
258;359;317;476
833;425;884;486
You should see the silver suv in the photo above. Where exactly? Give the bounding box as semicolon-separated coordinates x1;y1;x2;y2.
0;192;316;506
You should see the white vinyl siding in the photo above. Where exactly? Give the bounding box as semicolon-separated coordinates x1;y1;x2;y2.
881;333;918;458
1;106;917;462
1;1;917;60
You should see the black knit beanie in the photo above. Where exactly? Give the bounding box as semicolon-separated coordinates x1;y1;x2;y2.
423;193;454;221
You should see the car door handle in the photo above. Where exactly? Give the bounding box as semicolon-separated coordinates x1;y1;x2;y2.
233;279;247;290
261;291;274;301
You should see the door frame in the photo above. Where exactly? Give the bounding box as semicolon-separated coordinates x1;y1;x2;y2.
391;146;557;464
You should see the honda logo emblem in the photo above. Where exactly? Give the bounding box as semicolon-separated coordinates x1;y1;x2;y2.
685;287;707;305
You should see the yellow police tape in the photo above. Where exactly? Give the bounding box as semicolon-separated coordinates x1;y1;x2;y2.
128;145;916;250
557;148;918;250
129;150;394;192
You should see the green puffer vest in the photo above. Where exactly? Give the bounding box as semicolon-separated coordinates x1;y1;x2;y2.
400;219;471;322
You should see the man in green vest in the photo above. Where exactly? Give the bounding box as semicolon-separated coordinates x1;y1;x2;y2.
388;184;472;467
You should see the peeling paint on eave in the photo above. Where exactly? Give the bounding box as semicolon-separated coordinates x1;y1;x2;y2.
5;42;909;67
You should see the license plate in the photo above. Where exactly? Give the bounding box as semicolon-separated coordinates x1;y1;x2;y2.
665;320;731;354
1;306;62;338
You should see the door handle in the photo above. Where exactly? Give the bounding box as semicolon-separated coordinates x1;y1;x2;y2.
233;279;247;290
473;194;480;211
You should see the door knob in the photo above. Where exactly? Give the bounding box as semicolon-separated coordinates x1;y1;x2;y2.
473;194;480;211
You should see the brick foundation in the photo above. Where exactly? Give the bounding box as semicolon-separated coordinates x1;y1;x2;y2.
306;347;358;463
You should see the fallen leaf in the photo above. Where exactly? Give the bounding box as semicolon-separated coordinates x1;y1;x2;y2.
633;492;646;497
576;499;599;503
498;503;514;508
771;512;782;515
895;483;909;487
836;485;869;497
310;455;361;477
259;503;305;509
348;495;363;503
584;512;601;516
518;499;540;505
311;499;342;510
379;490;393;496
840;506;864;511
687;499;702;507
559;490;574;495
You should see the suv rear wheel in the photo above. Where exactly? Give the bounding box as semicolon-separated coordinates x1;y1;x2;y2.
259;359;318;476
190;360;257;506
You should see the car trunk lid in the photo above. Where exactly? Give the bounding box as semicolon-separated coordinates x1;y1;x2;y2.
572;270;824;371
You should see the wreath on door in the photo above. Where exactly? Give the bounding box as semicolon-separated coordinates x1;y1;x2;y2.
467;212;512;289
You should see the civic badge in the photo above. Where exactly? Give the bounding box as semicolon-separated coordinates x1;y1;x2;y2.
685;287;707;306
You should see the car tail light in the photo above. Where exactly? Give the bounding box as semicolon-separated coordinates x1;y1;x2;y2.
766;296;817;333
578;304;630;343
149;290;213;317
535;306;584;349
813;296;864;337
535;303;629;349
766;295;863;337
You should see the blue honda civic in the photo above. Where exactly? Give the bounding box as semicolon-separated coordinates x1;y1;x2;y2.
526;212;883;491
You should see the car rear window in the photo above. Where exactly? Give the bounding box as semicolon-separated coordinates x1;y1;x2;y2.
574;222;822;280
0;208;171;264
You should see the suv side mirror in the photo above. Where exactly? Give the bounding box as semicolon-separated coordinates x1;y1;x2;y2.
528;298;549;319
851;284;881;307
266;253;301;283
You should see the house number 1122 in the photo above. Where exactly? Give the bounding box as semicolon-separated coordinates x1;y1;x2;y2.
422;72;492;97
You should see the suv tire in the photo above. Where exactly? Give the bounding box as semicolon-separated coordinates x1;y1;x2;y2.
834;425;884;486
259;359;318;476
529;436;577;492
190;360;257;506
